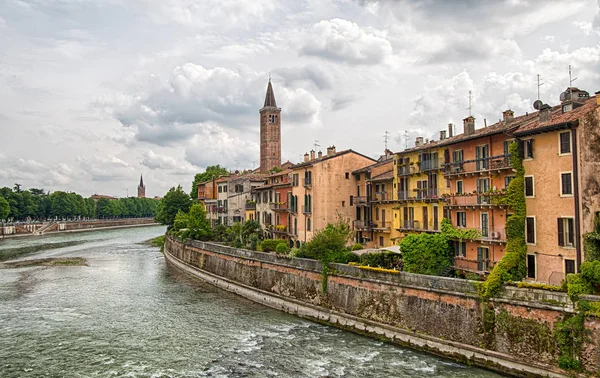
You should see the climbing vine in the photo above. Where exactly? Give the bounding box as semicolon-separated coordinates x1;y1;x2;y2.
440;218;481;241
479;142;527;299
321;262;329;294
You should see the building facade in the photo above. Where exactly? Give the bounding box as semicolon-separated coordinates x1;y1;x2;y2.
227;173;265;225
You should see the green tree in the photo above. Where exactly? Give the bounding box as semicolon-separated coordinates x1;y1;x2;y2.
156;186;192;226
190;165;228;199
186;203;212;240
297;218;358;263
0;196;10;220
400;233;453;276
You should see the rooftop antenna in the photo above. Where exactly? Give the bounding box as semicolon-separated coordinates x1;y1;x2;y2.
404;130;409;150
467;90;473;116
313;139;320;151
569;65;577;89
235;159;239;171
383;131;389;151
536;74;544;101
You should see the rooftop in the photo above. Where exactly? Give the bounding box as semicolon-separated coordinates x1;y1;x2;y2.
292;149;376;169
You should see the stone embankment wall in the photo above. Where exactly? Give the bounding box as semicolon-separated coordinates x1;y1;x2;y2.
164;236;600;378
2;218;157;237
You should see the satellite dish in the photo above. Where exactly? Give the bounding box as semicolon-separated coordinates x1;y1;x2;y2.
559;92;566;102
533;100;543;110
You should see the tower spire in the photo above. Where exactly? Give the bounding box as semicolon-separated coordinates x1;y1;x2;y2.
263;80;277;108
139;174;144;188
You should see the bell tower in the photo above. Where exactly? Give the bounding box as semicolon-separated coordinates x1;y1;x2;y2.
259;79;281;173
137;174;146;198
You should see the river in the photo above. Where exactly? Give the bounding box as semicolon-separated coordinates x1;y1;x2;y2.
0;226;503;377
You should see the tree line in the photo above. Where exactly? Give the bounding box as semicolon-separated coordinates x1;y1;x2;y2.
0;185;157;222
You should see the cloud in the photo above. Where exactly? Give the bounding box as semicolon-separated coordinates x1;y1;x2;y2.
0;155;78;188
427;35;521;63
300;19;393;65
273;65;334;90
184;125;259;169
141;150;197;174
76;155;135;182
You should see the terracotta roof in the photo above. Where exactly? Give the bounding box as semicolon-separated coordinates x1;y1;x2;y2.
90;194;117;200
369;170;394;182
514;96;598;135
352;156;393;174
265;168;292;178
292;149;376;169
254;181;292;191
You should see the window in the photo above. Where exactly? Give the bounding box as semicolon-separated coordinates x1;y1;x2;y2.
559;132;571;154
223;185;228;192
269;114;278;123
342;200;345;207
350;195;354;206
477;247;489;271
527;254;536;279
345;172;350;179
218;186;222;193
526;217;536;244
505;175;515;189
524;139;534;159
558;218;575;247
504;140;513;156
456;211;466;228
565;259;576;274
307;218;311;231
375;207;379;221
452;150;464;162
456;180;464;194
561;173;573;195
379;236;384;247
293;174;299;186
454;241;466;257
525;176;534;197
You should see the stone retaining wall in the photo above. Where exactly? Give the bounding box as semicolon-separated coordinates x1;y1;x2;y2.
166;236;600;378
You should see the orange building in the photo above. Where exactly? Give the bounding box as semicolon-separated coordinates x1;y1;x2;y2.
252;169;292;241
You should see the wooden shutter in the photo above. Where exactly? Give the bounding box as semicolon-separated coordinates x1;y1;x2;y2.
557;218;564;246
444;149;450;164
567;218;574;246
518;140;525;159
462;242;466;257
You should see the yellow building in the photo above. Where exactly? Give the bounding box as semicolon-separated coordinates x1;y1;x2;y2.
393;137;448;238
369;170;399;247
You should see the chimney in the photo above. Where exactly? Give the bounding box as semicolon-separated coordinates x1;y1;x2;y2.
448;123;453;138
539;104;552;123
326;145;336;155
415;137;424;147
318;150;323;158
440;130;447;140
310;150;315;161
502;109;514;123
304;153;309;162
463;116;475;135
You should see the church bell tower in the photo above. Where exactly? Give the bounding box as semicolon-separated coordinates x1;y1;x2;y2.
259;79;281;173
137;175;146;198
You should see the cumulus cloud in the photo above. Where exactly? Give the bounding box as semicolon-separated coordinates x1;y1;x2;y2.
184;125;259;169
300;19;393;65
141;150;197;174
273;65;334;90
0;155;78;188
76;155;135;182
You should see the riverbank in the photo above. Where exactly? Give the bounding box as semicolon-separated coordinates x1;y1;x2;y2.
1;219;158;240
0;257;87;268
164;235;600;378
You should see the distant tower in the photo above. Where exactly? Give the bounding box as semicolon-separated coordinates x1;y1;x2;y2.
137;175;146;198
259;79;281;173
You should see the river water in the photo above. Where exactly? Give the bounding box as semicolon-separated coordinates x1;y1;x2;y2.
0;227;503;377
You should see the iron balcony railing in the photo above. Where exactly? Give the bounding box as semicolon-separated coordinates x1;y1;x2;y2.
419;160;439;172
402;220;421;230
354;196;368;206
372;192;388;201
397;165;418;176
399;188;439;201
303;178;312;188
353;220;373;230
269;202;288;211
445;195;496;207
371;221;391;231
302;205;312;214
217;207;228;213
443;154;510;176
245;202;256;210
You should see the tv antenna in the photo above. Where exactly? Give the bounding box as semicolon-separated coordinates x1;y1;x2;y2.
383;131;389;151
234;159;239;171
569;65;577;88
313;139;320;151
536;74;544;101
404;130;409;150
466;90;473;116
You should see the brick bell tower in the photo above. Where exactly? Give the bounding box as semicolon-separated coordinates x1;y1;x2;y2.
259;79;281;173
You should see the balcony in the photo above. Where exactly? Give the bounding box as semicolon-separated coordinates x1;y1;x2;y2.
479;227;507;244
398;188;441;202
354;196;368;206
443;154;510;178
303;178;312;188
302;205;312;215
287;206;298;214
270;202;288;211
353;220;373;231
419;160;439;172
217;207;228;213
371;221;391;232
397;165;418;176
445;194;506;208
399;220;439;233
371;192;390;202
245;202;256;210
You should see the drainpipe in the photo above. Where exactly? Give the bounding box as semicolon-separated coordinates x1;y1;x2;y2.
572;125;582;269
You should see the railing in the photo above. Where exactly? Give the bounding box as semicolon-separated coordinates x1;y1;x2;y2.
397;165;418;175
402;220;421;230
354;196;368;206
445;195;495;206
398;190;410;200
372;192;388;201
371;221;391;231
353;220;373;230
412;188;440;200
287;226;297;236
419;160;439;172
245;202;256;210
479;227;506;242
270;203;288;211
442;154;510;176
303;178;312;187
302;205;311;214
271;225;287;234
217;207;228;213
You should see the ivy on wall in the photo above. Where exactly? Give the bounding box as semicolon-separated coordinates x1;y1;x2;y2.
479;142;527;299
440;218;481;241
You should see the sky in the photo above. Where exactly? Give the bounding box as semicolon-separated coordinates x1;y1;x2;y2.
0;0;599;198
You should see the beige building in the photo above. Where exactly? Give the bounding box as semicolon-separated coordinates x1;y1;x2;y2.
288;146;376;247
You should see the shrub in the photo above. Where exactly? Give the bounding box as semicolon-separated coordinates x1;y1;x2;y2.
296;218;354;263
351;243;364;251
565;273;596;301
580;261;600;286
261;239;281;252
360;251;400;269
275;242;289;254
400;233;452;276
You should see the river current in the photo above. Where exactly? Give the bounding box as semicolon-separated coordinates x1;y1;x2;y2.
0;226;503;377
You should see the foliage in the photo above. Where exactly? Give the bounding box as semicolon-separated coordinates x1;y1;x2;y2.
580;261;600;286
172;210;189;233
565;273;596;302
440;218;481;241
351;243;364;251
190;165;228;199
150;235;166;252
554;303;588;371
169;203;212;241
583;231;600;262
261;239;281;252
267;166;282;173
296;218;358;264
479;142;527;299
360;251;401;269
514;281;565;292
399;233;453;276
156;186;192;226
249;234;260;251
275;242;289;254
212;224;228;242
0;196;9;220
357;265;399;274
